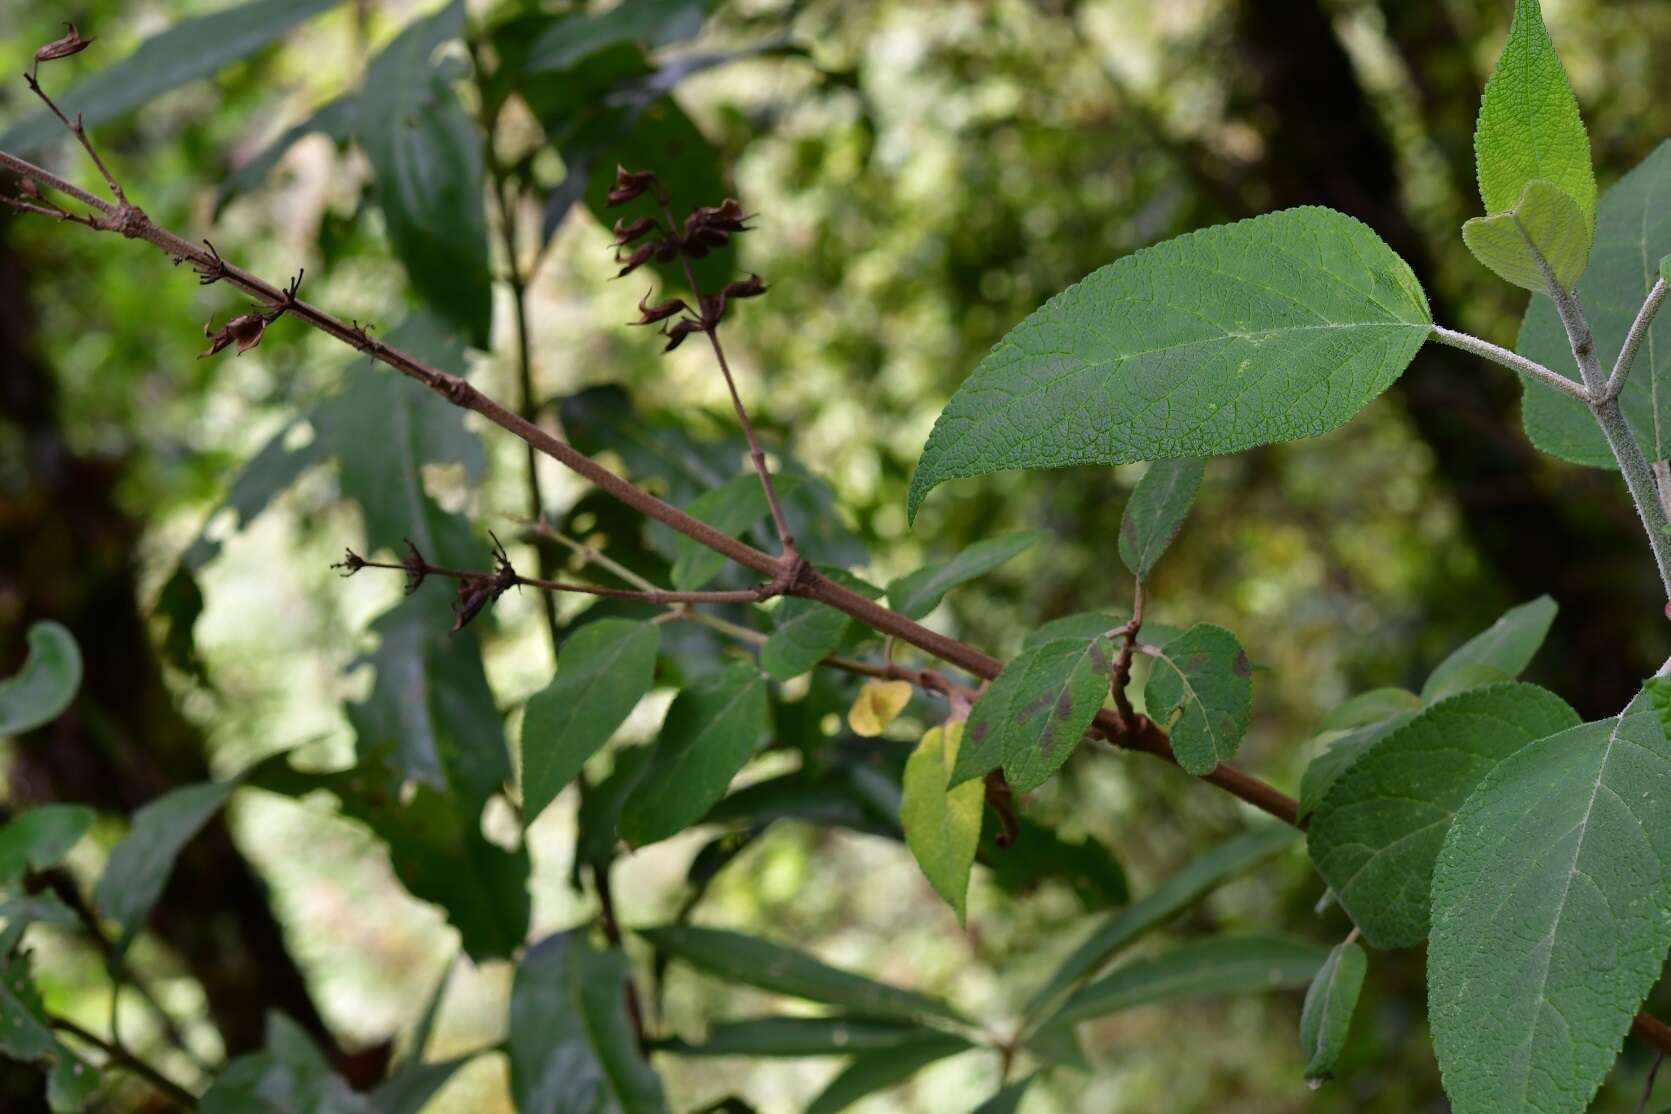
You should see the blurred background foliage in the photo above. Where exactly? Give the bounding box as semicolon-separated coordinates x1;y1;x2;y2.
2;0;1670;1110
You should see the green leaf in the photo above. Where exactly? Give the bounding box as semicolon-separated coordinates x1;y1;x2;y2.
950;637;1113;790
93;781;233;955
1473;0;1595;229
1022;612;1124;650
1462;179;1591;293
357;1;492;347
1307;683;1578;948
526;0;712;72
1421;596;1557;704
520;620;660;825
982;816;1128;911
1648;676;1671;738
761;570;879;682
510;931;667;1114
620;663;769;846
657;1016;928;1057
1428;691;1671;1114
1520;142;1671;465
970;1074;1037;1114
1299;940;1367;1084
1662;252;1670;284
907;207;1430;521
670;474;806;591
216;95;356;216
575;744;655;875
0;0;348;154
887;531;1049;620
1142;624;1252;775
1026;825;1299;1019
201;1014;368;1114
640;924;964;1024
0;806;94;885
369;964;472;1114
1041;936;1327;1030
1297;711;1417;823
901;722;984;922
0;622;82;737
804;1034;972;1114
1319;688;1421;732
0;944;99;1112
1118;458;1205;581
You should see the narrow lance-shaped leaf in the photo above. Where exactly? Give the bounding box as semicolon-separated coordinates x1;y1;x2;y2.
1473;0;1595;229
1118;458;1205;581
950;636;1113;791
0;0;349;153
970;1074;1037;1114
656;1016;928;1058
640;924;965;1023
1026;825;1299;1019
886;531;1049;619
619;663;769;846
369;963;473;1114
510;931;667;1114
0;622;82;737
1307;683;1578;948
1428;692;1671;1114
1299;940;1367;1084
93;780;234;955
1142;624;1252;776
1039;936;1327;1030
1421;595;1556;703
907;207;1430;521
1462;179;1591;294
761;569;880;682
804;1034;972;1114
1520;141;1671;465
900;722;984;922
520;619;660;825
0;806;94;885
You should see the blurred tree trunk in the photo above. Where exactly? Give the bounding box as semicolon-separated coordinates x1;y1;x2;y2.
1226;0;1655;718
0;224;355;1067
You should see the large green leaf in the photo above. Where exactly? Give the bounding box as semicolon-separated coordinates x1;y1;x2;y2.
215;95;356;216
1473;0;1595;229
1118;458;1205;581
0;806;94;885
201;1014;369;1114
521;620;660;825
887;531;1049;620
524;0;712;72
950;636;1113;791
1307;684;1578;949
1462;179;1591;294
0;622;82;737
509;931;666;1114
640;924;964;1024
1428;692;1671;1114
657;1016;928;1058
1142;624;1252;776
1026;825;1299;1019
619;663;769;846
804;1034;973;1114
1299;940;1367;1085
0;0;348;153
1040;936;1326;1030
0;938;99;1112
1520;142;1671;465
907;207;1430;521
1421;596;1557;703
901;722;984;922
93;780;233;955
357;1;492;347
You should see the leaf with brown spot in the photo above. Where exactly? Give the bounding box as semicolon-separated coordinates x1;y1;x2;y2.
951;636;1114;792
1142;624;1252;776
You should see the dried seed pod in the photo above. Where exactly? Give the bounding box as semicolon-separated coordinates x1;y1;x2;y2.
611;216;659;245
633;291;689;325
606;166;658;207
199;313;268;358
722;273;768;300
614;243;655;277
34;23;94;72
661;318;704;352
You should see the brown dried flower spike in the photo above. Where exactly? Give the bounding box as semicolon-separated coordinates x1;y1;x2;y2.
32;23;94;81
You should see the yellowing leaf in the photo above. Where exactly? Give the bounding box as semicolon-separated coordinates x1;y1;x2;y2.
900;722;983;923
849;680;912;737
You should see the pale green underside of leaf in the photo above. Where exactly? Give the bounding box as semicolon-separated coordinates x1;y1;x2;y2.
1300;940;1367;1083
1473;0;1595;231
906;206;1430;521
900;724;983;922
1462;179;1591;293
0;622;82;737
1143;623;1252;776
1118;457;1205;581
1421;595;1557;703
1306;683;1579;949
1520;141;1671;466
1428;692;1671;1114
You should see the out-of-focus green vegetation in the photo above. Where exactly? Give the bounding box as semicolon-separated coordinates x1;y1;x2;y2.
3;0;1671;1110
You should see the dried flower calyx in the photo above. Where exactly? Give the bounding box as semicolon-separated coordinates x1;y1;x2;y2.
32;23;94;80
606;166;660;208
451;534;519;633
198;270;303;358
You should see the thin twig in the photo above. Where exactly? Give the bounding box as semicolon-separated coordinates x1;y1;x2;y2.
1637;1052;1665;1114
24;73;126;204
1108;581;1145;727
1605;278;1669;403
51;1016;197;1110
1429;325;1589;402
341;552;784;605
